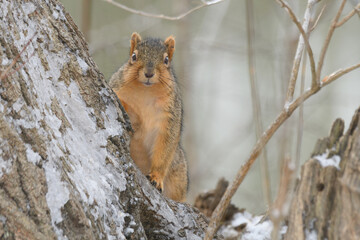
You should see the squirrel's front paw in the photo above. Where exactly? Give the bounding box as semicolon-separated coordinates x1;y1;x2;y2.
146;174;163;193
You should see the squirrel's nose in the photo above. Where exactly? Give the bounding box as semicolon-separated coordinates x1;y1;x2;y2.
145;72;154;79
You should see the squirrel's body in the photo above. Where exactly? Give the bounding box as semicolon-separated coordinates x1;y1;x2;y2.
109;33;188;202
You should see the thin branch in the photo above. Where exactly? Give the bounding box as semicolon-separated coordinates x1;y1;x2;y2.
277;0;318;98
336;3;360;28
316;0;346;83
4;51;37;79
0;32;37;80
295;51;307;171
102;0;225;21
245;0;272;207
321;62;360;87
310;4;326;32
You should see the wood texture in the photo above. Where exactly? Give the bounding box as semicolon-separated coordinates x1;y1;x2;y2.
285;108;360;240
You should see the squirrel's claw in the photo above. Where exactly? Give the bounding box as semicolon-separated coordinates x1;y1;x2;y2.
146;174;163;193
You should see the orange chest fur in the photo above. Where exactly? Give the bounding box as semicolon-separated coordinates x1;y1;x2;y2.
114;82;171;143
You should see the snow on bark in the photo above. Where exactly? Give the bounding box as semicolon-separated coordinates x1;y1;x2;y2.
0;0;128;238
0;0;210;239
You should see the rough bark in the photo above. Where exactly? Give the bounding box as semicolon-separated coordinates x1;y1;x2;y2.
285;107;360;240
0;0;209;239
1;1;360;240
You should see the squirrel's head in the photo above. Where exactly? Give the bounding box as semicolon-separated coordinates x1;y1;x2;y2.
127;32;175;87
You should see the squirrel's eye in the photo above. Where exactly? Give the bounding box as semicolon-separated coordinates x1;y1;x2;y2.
164;56;169;65
132;53;137;62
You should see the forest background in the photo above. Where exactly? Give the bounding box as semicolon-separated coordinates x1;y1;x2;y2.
60;0;360;214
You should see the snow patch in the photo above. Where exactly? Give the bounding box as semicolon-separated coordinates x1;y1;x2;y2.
55;4;66;20
221;211;275;240
0;146;12;178
238;214;273;240
25;145;41;165
0;1;9;18
314;150;341;169
77;56;89;74
44;161;70;224
21;2;36;15
0;215;6;223
280;225;288;236
1;57;9;66
305;228;317;240
45;114;62;138
52;9;59;20
284;101;291;112
103;97;123;137
12;99;24;112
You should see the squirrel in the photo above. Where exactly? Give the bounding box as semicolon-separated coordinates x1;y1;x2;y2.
109;32;188;202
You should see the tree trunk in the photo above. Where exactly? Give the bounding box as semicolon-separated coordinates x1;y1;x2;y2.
0;1;209;239
285;107;360;240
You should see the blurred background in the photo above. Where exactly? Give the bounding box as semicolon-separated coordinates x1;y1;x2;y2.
59;0;360;214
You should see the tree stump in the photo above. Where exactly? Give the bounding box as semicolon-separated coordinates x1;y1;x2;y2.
285;107;360;240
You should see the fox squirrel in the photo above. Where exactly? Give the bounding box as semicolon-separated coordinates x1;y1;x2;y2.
109;32;188;202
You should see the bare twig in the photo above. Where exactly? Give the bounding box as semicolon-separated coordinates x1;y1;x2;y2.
245;0;272;207
310;4;326;32
295;51;307;171
5;51;37;79
321;62;360;87
277;0;318;98
102;0;225;21
0;32;37;80
336;3;360;28
316;0;346;83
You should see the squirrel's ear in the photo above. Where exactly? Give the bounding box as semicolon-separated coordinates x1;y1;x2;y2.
164;36;175;61
130;32;142;55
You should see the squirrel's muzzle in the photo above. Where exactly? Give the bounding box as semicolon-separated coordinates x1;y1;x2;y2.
145;64;155;79
145;71;154;79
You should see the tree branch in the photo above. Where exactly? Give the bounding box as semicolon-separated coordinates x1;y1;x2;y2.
321;62;360;87
316;0;346;83
336;3;360;28
102;0;225;21
310;4;326;32
277;0;318;99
